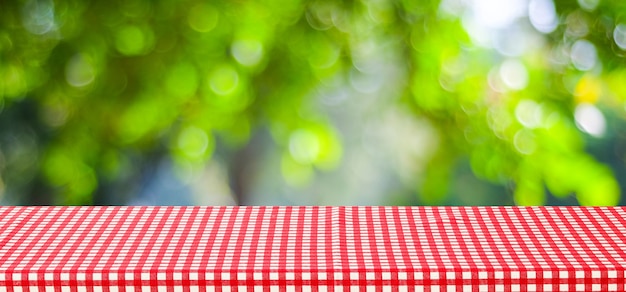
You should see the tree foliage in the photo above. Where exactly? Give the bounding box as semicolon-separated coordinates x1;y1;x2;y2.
1;0;625;205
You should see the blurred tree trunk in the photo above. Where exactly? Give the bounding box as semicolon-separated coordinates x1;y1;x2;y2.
229;129;266;205
25;176;54;205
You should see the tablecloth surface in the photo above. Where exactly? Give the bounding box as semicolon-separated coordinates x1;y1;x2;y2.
0;206;625;291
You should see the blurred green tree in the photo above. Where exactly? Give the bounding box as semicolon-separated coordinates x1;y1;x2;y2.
0;0;625;205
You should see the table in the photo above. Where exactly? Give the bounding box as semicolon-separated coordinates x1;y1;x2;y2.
0;206;625;291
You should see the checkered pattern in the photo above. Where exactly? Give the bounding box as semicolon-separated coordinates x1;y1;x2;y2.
0;207;625;291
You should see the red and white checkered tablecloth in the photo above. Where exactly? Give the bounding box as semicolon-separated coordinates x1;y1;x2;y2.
0;206;625;292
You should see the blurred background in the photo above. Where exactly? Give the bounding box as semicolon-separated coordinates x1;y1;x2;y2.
1;0;626;206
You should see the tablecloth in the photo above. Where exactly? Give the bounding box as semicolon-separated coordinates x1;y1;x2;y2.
0;206;625;291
